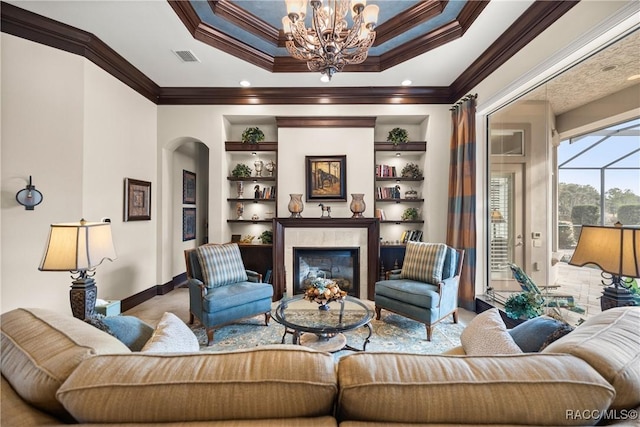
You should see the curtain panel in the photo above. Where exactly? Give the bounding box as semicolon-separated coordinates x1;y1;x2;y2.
447;95;477;311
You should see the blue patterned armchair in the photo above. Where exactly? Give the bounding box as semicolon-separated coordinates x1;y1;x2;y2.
375;242;464;341
184;243;273;345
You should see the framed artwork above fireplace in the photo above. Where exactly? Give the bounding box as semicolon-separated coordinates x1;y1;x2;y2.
305;155;346;201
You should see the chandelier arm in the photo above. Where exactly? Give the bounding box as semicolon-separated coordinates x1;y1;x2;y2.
312;5;330;57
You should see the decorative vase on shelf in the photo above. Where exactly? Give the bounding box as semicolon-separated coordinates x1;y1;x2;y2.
288;194;304;218
350;194;366;218
265;160;276;177
235;202;244;220
236;181;244;198
254;160;264;177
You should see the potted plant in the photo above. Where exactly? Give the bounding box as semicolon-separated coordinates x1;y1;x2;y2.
231;163;252;178
387;127;409;145
401;207;419;221
258;230;272;244
401;162;422;179
504;291;544;319
241;127;265;144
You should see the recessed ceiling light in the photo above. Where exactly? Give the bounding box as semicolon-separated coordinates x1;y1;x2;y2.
628;74;640;81
401;79;412;86
239;80;251;87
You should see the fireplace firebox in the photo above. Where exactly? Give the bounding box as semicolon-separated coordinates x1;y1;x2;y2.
293;247;360;298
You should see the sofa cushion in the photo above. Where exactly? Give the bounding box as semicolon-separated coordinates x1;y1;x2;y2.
460;308;522;355
337;352;615;425
509;315;572;352
197;243;249;288
400;241;447;284
0;308;130;418
542;306;640;410
57;346;337;423
141;312;200;353
374;279;440;309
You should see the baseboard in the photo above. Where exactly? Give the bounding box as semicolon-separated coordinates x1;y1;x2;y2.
120;273;187;312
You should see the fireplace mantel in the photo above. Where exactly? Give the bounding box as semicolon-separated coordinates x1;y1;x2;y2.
272;218;380;300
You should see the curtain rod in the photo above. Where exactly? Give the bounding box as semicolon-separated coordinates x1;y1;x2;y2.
450;93;477;110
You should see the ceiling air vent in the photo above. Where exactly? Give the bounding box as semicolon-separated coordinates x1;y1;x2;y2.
173;50;200;63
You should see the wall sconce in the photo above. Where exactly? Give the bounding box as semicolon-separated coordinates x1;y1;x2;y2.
15;176;43;210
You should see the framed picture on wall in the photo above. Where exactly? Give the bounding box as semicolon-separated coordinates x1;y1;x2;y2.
183;207;196;241
305;155;347;201
124;178;151;221
183;170;196;204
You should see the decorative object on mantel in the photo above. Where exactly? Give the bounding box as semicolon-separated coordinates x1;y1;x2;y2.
303;276;347;310
350;193;366;218
39;219;117;320
504;291;544;320
232;163;252;178
387;127;409;145
241;127;264;144
282;0;379;82
254;159;264;177
236;202;244;220
318;203;331;218
401;207;418;221
265;160;276;176
401;162;422;179
569;222;639;311
15;175;43;210
288;194;304;218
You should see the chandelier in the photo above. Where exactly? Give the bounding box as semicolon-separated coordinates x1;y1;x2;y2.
282;0;379;82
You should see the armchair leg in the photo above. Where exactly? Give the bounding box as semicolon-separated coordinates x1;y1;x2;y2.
375;306;382;320
425;324;433;342
264;312;271;326
206;328;214;346
452;309;459;324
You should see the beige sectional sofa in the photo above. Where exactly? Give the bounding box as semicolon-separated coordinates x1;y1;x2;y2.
2;306;639;426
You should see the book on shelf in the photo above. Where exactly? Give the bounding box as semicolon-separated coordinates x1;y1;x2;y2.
374;208;386;220
255;186;276;199
400;229;423;243
375;164;397;178
376;186;401;199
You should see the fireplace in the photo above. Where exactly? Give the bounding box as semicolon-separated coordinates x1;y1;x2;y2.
273;218;379;300
293;247;360;298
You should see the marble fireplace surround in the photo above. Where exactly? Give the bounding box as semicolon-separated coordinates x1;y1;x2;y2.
273;218;379;301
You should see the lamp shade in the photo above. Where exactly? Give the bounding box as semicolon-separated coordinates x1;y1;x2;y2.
39;220;117;272
569;224;640;278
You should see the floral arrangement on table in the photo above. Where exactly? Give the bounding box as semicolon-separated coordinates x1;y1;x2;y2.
504;291;544;320
304;278;347;306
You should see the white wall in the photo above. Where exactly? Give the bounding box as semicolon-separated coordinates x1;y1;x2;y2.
1;34;158;313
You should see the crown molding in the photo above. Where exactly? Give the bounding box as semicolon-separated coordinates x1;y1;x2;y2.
276;116;376;128
1;0;577;106
450;0;580;101
0;1;159;103
157;86;452;105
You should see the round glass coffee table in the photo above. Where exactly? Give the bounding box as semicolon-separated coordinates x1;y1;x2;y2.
273;295;373;352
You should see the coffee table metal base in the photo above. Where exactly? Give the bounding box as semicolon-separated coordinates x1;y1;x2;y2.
281;323;372;353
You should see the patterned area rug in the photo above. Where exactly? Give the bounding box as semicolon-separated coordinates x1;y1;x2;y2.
188;308;465;358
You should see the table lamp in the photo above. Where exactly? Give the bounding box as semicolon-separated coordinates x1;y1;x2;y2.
568;222;639;310
39;219;117;319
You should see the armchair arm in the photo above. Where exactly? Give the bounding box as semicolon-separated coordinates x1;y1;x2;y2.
246;270;263;283
385;269;403;280
187;278;206;316
436;276;460;309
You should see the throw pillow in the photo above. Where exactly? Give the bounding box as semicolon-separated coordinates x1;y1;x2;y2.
141;312;200;353
86;315;155;352
400;241;447;284
196;243;248;288
460;308;523;355
102;316;154;351
508;315;571;352
539;323;574;351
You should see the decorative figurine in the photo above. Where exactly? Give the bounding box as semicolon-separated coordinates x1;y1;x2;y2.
318;203;331;218
265;160;276;177
236;181;244;198
254;184;261;199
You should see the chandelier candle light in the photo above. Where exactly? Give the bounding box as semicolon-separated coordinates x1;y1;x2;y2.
283;0;379;82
